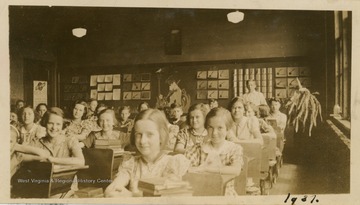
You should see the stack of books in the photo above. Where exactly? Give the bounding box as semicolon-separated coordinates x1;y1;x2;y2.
74;187;104;198
94;139;124;155
138;177;193;197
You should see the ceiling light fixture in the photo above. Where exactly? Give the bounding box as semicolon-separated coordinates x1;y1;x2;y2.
72;28;87;38
227;11;245;24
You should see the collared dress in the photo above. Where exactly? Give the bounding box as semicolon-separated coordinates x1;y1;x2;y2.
227;116;259;141
35;134;83;159
184;140;243;196
176;128;208;151
18;124;46;146
114;152;190;192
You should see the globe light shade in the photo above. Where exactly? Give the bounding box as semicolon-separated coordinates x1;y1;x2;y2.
227;11;245;24
72;28;87;38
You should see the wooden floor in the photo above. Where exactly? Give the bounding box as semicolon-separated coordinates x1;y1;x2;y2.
269;125;350;195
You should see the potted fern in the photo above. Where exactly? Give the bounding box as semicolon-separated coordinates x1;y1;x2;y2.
285;78;323;137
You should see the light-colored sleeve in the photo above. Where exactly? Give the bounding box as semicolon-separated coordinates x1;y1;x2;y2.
278;113;287;130
68;137;84;159
163;154;191;178
229;143;243;168
117;155;135;179
259;92;267;105
226;125;238;142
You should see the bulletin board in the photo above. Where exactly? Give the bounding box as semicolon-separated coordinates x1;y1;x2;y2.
122;73;151;101
89;74;121;101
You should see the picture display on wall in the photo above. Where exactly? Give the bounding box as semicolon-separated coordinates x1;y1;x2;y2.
196;69;230;100
89;74;122;101
273;66;310;99
122;73;151;101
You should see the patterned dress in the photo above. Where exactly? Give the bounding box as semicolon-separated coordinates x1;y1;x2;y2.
176;128;208;151
114;152;190;192
184;140;243;196
65;120;92;139
18;124;46;146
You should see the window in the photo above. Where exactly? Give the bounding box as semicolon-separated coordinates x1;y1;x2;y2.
334;11;351;121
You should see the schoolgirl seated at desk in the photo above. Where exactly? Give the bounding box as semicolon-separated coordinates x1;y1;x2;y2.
184;107;243;196
28;107;85;166
226;97;264;145
65;100;92;141
17;105;46;146
82;109;129;148
174;103;210;154
105;109;190;197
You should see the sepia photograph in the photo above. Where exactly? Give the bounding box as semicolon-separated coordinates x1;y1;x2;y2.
2;0;359;204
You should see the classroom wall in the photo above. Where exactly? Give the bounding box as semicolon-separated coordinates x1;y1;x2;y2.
58;10;330;113
58;11;325;67
9;39;56;106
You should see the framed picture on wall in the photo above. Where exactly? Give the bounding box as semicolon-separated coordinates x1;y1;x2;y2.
132;91;141;100
132;82;141;90
197;71;207;79
207;90;218;99
218;69;229;79
197;81;207;90
275;67;287;77
218;90;229;99
123;74;132;82
196;90;207;99
141;91;151;100
123;92;132;100
141;82;151;90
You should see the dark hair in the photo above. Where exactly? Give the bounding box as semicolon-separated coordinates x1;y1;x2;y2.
138;102;149;112
40;107;66;129
35;103;48;112
18;105;40;124
269;98;281;105
186;103;210;126
227;96;245;111
120;106;131;114
205;107;233;130
258;104;270;118
73;100;88;120
97;108;118;127
95;103;109;116
130;109;169;151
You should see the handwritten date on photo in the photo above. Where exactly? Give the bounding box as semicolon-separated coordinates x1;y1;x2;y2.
284;193;319;204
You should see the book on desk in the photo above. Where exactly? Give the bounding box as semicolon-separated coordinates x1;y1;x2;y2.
138;177;193;197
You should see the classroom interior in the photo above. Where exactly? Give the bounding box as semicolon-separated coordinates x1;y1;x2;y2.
9;6;351;198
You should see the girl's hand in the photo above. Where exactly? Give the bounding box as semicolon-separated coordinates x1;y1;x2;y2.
37;149;51;159
47;156;55;163
105;184;133;197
